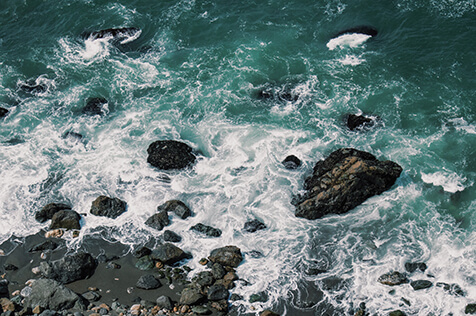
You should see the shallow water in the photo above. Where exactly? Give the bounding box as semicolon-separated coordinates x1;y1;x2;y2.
1;0;475;314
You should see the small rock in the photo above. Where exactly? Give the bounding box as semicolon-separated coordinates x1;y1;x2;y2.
82;97;108;116
106;262;121;269
377;271;409;286
150;243;190;265
163;230;182;243
180;305;189;314
282;155;301;169
32;305;44;314
136;275;161;290
466;304;476;314
32;267;41;274
156;295;173;310
190;223;222;237
155;261;164;269
0;107;9;119
250;292;268;303
44;229;64;238
50;210;81;230
208;246;243;268
210;299;228;312
129;304;141;316
192;306;212;315
261;310;280;316
230;294;243;301
404;262;427;273
35;203;71;223
29;240;59;253
81;291;101;302
389;310;406;316
0;298;15;312
133;247;152;258
135;256;154;271
20;286;32;298
410;280;432;291
243;219;266;233
179;287;204;305
145;210;169;231
11;290;20;297
90;195;127;219
194;271;214;287
3;264;18;271
207;285;229;301
436;282;465;296
211;263;226;280
157;200;192;219
346;114;373;131
0;280;8;299
199;258;208;265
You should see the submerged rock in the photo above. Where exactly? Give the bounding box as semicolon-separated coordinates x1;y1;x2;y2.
147;140;196;170
346;114;373;131
436;282;465;296
282;155;302;169
82;97;108;116
90;195;127;219
133;247;152;258
84;27;141;43
243;219;266;233
145;210;170;231
410;280;433;291
190;223;222;237
389;311;406;316
335;25;378;37
260;311;280;316
25;279;87;311
39;252;97;284
36;203;72;223
295;148;402;220
18;79;48;94
28;240;60;253
377;271;408;286
150;243;190;265
0;107;9;119
404;262;427;273
50;210;81;230
208;246;243;268
158;200;192;219
163;230;182;243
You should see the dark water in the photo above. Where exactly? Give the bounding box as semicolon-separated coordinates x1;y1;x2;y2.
1;0;475;314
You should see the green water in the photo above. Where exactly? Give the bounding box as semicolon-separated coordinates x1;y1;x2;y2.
1;0;475;314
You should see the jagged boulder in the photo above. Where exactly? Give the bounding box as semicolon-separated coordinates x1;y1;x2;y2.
35;203;72;223
50;210;81;230
296;148;402;220
150;243;190;265
25;279;87;311
158;200;192;219
90;195;127;219
208;246;243;268
145;210;169;231
39;252;97;284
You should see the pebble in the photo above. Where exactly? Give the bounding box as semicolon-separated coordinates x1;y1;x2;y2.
25;279;35;286
11;290;20;296
31;267;40;274
199;258;208;265
180;305;189;313
45;229;64;238
127;287;134;294
40;253;47;260
88;287;98;291
130;304;141;316
20;286;32;298
0;249;4;256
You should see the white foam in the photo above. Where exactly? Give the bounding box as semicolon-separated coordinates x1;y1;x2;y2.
337;54;365;65
421;170;468;193
449;117;476;134
327;33;372;50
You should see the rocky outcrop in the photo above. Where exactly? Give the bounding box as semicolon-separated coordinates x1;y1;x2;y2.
145;210;169;231
25;279;87;311
82;97;108;116
0;108;9;119
158;200;192;219
50;210;81;230
90;195;127;219
35;203;72;223
377;271;408;286
39;252;97;284
190;223;222;237
282;155;302;169
346;114;373;131
208;246;243;268
150;243;190;265
147;140;196;170
295;148;402;220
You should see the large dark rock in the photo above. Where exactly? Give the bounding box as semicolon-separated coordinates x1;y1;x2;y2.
150;243;190;265
0;280;8;298
158;200;192;219
208;246;243;268
207;285;229;301
243;219;266;233
0;107;9;119
36;203;72;223
50;210;81;230
28;240;60;253
466;304;476;314
147;140;196;170
25;279;87;311
346;114;373;131
145;210;169;231
82;97;108;116
84;27;141;43
282;155;302;169
404;262;427;273
136;275;161;290
377;271;408;286
295;148;402;220
410;280;432;291
39;252;97;284
90;195;127;219
163;230;182;243
190;223;222;237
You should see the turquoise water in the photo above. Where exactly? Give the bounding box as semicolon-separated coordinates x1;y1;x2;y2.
1;0;476;314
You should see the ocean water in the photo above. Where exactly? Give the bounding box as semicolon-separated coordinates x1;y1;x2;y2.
1;0;476;314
